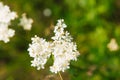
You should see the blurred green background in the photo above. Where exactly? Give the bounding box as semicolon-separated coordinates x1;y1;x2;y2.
0;0;120;80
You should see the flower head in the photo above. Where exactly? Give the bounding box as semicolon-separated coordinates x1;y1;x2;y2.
0;2;17;24
0;2;17;43
107;38;119;51
50;19;80;73
28;19;80;73
19;13;33;30
28;35;51;70
0;23;15;43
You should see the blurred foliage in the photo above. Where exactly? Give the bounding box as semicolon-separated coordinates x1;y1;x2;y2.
0;0;120;80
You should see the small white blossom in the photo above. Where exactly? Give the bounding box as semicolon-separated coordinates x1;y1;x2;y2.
28;19;80;73
19;13;33;30
28;35;51;70
0;2;17;24
50;57;70;73
107;38;119;51
0;23;15;43
0;2;17;43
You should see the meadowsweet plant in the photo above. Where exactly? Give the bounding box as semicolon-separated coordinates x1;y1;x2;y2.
28;19;80;74
0;2;17;43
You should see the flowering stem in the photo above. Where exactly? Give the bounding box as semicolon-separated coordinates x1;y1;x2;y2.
58;72;63;80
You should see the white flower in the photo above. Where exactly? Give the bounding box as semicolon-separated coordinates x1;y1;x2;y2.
28;35;51;70
50;19;80;73
0;2;17;24
50;57;70;73
107;38;119;51
28;19;80;73
0;2;17;43
0;23;15;43
19;13;33;30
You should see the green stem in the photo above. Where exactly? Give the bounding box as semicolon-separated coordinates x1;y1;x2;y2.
58;72;63;80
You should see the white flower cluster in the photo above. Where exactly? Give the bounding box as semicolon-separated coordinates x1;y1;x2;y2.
28;19;80;73
19;13;33;30
0;2;17;43
107;38;119;51
50;19;80;73
28;35;51;70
